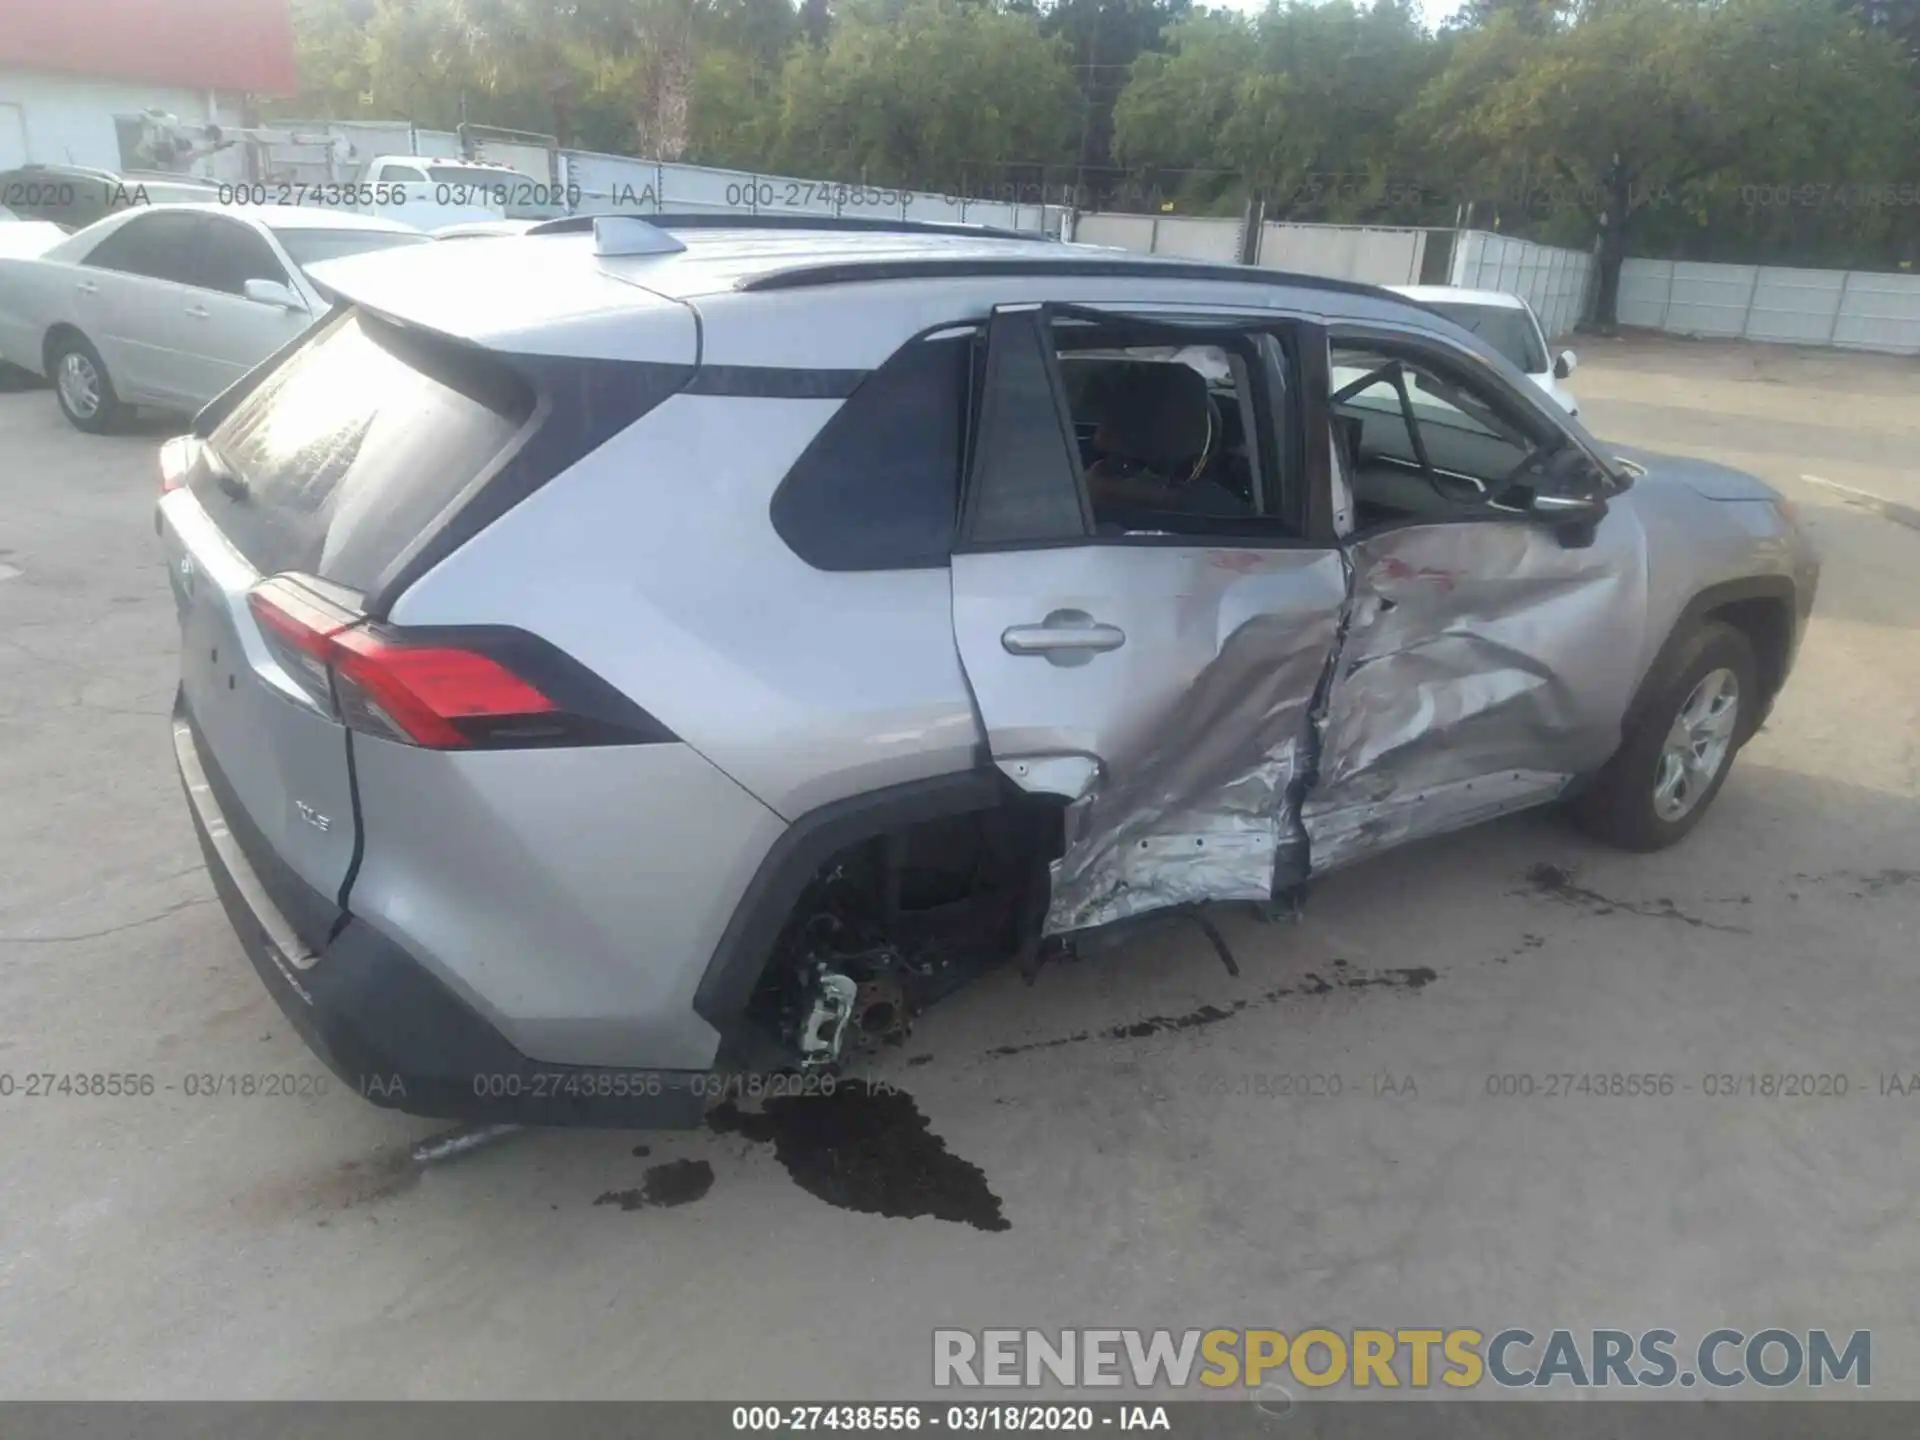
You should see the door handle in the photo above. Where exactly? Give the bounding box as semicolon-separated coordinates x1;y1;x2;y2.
75;280;98;295
185;304;211;319
1002;615;1126;658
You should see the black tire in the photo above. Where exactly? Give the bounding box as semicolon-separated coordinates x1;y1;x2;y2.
1568;620;1758;852
47;332;128;434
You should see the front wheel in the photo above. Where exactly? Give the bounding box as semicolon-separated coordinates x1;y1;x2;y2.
1568;621;1758;851
49;333;128;434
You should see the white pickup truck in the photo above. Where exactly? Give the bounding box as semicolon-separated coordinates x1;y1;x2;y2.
344;155;573;230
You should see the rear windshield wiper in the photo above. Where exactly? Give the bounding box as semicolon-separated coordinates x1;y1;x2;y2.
202;441;251;503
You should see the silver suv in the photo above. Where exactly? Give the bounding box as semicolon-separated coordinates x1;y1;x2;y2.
159;215;1819;1127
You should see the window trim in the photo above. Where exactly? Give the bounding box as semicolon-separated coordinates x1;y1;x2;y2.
956;302;1320;554
954;304;1094;550
1325;322;1621;540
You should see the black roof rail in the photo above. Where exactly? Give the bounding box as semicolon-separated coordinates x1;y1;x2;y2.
524;211;1047;243
734;254;1401;302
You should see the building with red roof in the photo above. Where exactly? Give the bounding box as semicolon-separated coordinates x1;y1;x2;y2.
0;0;297;174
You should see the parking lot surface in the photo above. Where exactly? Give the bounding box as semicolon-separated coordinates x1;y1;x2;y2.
2;334;1917;1398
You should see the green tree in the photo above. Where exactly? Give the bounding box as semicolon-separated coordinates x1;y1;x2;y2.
1040;0;1191;197
686;47;786;167
1113;0;1442;218
1410;0;1916;326
772;0;1081;190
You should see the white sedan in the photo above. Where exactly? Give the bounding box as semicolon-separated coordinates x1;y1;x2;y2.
1388;284;1580;417
0;204;428;432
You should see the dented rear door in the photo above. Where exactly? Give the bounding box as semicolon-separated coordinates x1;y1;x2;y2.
949;304;1348;935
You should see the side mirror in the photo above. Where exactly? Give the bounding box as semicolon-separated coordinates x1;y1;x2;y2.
1515;446;1609;547
1553;350;1577;380
243;278;307;312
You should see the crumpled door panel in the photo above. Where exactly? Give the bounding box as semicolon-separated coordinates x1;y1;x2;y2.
1303;515;1649;874
1043;550;1347;934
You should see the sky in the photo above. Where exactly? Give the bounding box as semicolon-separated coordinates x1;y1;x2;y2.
1206;0;1466;33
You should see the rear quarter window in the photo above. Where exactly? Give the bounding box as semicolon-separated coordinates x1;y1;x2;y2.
770;333;972;570
195;309;532;592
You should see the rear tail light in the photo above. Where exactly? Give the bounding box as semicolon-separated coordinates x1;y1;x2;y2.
159;436;196;494
330;629;555;748
246;578;666;750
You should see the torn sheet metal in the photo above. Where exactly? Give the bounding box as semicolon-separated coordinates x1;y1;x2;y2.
1043;553;1347;934
1303;516;1648;874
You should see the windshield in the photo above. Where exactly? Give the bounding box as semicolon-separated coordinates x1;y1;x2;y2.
425;164;536;189
269;228;432;270
1424;301;1549;374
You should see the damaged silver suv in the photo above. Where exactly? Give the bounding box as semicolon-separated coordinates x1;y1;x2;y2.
159;215;1818;1128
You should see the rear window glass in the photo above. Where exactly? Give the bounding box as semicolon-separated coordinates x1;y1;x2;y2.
270;228;432;270
196;309;532;592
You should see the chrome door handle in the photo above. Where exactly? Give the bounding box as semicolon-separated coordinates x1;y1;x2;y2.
75;280;98;295
185;304;211;318
1002;615;1126;657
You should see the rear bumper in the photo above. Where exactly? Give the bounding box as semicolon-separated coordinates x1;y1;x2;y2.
174;701;708;1129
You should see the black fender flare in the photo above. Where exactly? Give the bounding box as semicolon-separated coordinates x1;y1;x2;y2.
1621;574;1801;740
692;769;1006;1035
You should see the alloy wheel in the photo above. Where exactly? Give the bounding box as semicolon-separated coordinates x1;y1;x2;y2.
57;351;101;420
1652;667;1740;822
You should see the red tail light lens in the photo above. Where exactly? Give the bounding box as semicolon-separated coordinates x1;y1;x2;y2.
159;436;196;494
330;630;556;749
249;584;351;711
247;582;560;750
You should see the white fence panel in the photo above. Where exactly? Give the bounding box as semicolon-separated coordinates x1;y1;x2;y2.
1833;271;1920;354
272;121;491;182
1665;262;1758;338
560;153;1064;232
471;139;555;186
1745;268;1848;345
322;121;416;163
1073;213;1159;252
1620;257;1920;354
561;150;662;210
1615;258;1673;329
1451;230;1592;337
1149;215;1243;262
1259;223;1425;284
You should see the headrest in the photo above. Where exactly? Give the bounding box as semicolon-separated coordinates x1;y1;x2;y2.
1085;362;1211;469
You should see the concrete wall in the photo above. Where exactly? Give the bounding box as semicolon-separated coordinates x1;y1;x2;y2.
0;69;246;177
1618;258;1920;355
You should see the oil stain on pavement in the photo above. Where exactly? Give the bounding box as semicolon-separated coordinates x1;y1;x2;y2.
984;963;1437;1058
594;1158;715;1212
709;1084;1010;1233
1520;862;1750;933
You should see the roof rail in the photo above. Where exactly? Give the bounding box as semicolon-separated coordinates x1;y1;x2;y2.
525;211;1048;243
734;255;1399;301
